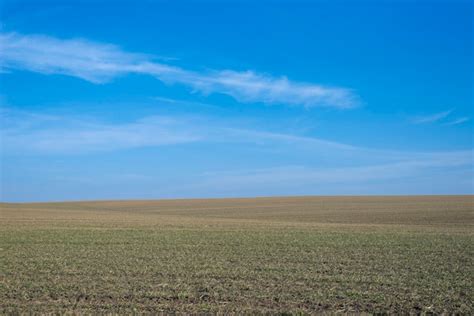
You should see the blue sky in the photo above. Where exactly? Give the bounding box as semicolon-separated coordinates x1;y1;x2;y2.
0;0;472;202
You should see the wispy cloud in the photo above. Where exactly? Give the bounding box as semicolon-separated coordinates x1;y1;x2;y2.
1;110;200;153
0;32;148;83
410;110;453;124
444;117;470;126
1;107;361;154
2;108;472;196
220;128;359;151
182;149;473;196
198;154;473;187
0;32;360;109
2;108;472;164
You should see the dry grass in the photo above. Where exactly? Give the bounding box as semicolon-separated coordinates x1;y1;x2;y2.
1;195;473;313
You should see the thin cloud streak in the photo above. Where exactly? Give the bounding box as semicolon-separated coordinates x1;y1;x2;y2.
411;110;453;124
0;32;147;83
444;117;470;126
1;112;200;153
198;157;473;187
0;32;360;109
221;128;359;150
1;108;359;154
2;108;472;162
2;109;472;194
185;151;473;196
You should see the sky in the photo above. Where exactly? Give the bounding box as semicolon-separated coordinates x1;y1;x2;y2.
0;0;472;202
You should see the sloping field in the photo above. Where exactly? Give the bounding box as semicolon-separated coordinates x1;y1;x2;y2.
1;196;473;313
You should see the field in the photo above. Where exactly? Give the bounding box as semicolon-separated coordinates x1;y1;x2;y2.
1;195;473;314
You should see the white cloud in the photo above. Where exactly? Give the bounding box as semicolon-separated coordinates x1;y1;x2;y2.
2;107;360;154
0;32;359;108
410;110;453;124
2;108;472;171
444;117;470;126
2;108;472;196
1;111;200;153
187;150;474;196
220;128;359;150
185;70;359;109
0;32;148;83
199;154;473;186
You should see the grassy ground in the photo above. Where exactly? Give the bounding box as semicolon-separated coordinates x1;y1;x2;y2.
1;196;473;313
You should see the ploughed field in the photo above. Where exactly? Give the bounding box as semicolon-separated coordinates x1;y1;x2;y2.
1;196;473;313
